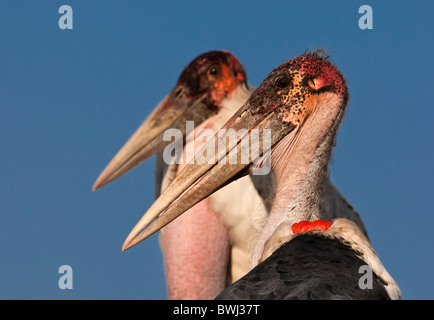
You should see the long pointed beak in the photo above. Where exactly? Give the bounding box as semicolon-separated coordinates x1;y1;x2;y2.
92;86;214;191
122;100;297;251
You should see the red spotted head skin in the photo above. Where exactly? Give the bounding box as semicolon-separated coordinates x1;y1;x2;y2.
177;50;247;110
246;50;349;131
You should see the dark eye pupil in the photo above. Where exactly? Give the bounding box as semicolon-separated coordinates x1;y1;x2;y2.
209;65;219;75
277;77;290;89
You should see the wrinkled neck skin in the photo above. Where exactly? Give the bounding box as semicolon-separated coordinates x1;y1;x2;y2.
161;83;257;299
251;93;344;266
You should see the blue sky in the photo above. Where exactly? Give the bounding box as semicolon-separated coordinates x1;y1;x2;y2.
0;1;433;299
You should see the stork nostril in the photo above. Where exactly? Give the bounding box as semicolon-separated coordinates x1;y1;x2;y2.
174;88;183;98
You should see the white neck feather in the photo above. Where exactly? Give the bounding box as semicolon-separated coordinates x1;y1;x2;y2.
219;84;254;126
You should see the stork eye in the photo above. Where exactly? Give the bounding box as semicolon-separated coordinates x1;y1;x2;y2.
208;64;221;76
276;77;291;89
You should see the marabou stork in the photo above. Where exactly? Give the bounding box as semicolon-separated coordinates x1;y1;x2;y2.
120;51;400;299
94;51;370;299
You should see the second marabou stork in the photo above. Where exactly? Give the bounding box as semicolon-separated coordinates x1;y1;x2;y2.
93;51;271;299
121;51;400;299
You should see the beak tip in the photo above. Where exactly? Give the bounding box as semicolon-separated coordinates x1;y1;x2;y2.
92;175;107;191
121;241;131;252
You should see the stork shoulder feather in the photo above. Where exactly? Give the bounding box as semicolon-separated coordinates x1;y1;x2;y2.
328;219;401;300
261;218;401;300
